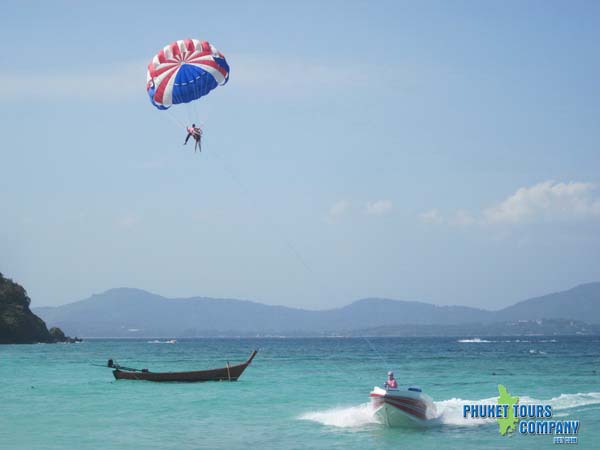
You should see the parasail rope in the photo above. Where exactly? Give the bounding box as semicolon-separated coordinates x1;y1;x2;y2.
208;148;393;375
164;109;188;129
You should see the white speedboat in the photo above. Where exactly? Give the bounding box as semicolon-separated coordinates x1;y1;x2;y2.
370;385;437;427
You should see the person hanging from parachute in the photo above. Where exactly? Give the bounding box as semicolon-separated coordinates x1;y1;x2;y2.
146;39;229;153
184;123;203;152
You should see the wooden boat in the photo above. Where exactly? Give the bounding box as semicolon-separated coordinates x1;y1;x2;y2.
109;350;257;382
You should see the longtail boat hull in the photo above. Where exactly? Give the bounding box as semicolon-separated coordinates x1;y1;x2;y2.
112;350;257;382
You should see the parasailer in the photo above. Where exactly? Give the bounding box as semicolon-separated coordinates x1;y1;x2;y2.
146;39;229;151
184;123;203;152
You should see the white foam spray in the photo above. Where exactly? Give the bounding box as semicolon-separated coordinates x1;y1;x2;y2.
299;403;378;428
299;392;600;429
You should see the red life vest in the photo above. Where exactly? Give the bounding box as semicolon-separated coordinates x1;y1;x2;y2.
387;379;397;388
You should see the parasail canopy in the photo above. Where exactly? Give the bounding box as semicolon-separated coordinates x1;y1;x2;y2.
146;39;229;110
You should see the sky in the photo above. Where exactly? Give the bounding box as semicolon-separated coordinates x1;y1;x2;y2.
1;0;599;310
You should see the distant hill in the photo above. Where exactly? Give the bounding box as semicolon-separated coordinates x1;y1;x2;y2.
34;288;492;337
33;283;600;337
495;282;600;323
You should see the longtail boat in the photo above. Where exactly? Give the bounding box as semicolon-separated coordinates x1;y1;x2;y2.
108;350;257;382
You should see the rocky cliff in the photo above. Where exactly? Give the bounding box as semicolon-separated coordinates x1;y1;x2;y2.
0;273;76;344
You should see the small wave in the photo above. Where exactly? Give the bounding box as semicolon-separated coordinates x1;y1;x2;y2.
436;392;600;427
433;392;600;427
457;338;493;343
520;392;600;411
298;403;378;428
147;339;177;344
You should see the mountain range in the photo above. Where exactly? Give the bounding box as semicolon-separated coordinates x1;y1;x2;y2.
33;282;600;337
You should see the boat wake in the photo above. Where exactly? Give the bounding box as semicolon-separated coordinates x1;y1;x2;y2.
522;392;600;411
147;339;177;344
528;349;547;355
435;392;600;427
299;404;378;428
299;392;600;429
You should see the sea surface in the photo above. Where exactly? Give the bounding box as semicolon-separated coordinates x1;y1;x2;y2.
1;337;599;449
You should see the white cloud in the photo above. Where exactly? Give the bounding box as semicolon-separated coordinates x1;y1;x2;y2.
328;200;351;221
418;209;474;227
420;181;600;227
328;199;394;222
448;209;476;226
483;181;600;224
419;209;443;224
365;200;393;216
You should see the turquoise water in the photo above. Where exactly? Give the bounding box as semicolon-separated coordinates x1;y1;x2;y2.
1;337;598;449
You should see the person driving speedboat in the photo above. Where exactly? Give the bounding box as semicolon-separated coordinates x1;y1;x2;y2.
384;371;398;389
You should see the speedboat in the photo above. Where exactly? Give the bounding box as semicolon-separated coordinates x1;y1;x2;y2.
370;385;437;427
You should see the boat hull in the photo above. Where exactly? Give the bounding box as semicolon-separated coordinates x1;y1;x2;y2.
112;350;257;382
370;386;436;427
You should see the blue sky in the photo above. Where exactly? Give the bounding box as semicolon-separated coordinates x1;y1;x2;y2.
1;1;599;309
